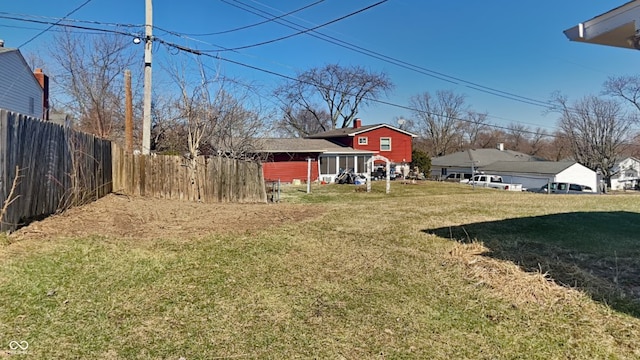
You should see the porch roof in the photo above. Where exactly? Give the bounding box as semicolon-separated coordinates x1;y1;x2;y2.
255;138;373;155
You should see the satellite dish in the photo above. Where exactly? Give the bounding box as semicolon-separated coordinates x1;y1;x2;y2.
397;119;406;126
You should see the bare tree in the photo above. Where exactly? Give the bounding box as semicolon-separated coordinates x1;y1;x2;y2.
461;110;490;148
528;127;549;157
410;90;467;156
49;30;137;140
603;75;640;112
274;64;393;134
275;107;331;138
151;93;186;155
505;123;529;153
550;93;637;179
167;59;266;159
547;131;573;161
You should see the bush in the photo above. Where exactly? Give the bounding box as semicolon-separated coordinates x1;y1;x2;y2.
411;149;431;175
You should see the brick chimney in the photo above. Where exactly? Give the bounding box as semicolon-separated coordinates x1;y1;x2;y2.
33;68;49;120
353;118;362;129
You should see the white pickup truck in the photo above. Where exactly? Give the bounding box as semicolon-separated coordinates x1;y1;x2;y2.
465;174;523;191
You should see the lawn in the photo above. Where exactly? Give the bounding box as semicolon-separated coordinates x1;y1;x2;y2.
1;181;639;359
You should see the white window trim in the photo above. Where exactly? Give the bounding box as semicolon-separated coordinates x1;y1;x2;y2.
380;137;391;151
358;136;368;145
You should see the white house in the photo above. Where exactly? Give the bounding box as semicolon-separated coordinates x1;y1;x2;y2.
610;157;640;190
0;43;47;119
481;161;598;192
431;145;598;191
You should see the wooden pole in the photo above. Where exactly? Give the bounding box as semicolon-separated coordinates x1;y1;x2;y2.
142;0;153;154
124;70;133;154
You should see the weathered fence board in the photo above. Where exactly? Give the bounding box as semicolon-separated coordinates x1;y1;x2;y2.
0;110;113;232
111;146;266;204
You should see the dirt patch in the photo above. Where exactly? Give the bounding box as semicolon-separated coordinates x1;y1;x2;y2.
8;194;323;241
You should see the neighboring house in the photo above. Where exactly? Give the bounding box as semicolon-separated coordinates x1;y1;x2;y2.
481;161;597;192
0;43;48;119
431;144;597;191
256;138;374;183
256;120;416;183
431;145;538;179
610;157;640;190
306;119;417;176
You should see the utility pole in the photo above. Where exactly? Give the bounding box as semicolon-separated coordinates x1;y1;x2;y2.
142;0;153;155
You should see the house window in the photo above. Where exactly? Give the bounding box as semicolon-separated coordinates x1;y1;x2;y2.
380;137;391;151
29;97;35;115
358;136;368;145
339;156;355;172
357;156;366;173
319;156;337;174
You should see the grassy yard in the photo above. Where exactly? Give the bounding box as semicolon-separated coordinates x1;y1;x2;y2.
1;181;639;359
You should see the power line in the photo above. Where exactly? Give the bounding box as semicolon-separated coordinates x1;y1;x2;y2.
2;9;634;136
155;37;564;138
218;0;640;133
18;0;94;48
0;11;141;29
0;15;141;38
0;23;105;35
0;7;609;124
222;0;554;109
212;0;388;52
178;0;326;36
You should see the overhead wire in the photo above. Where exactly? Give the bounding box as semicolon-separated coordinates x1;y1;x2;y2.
218;0;640;133
18;0;94;48
0;11;141;29
0;23;106;35
3;8;637;136
0;15;141;38
177;0;326;36
154;37;564;138
222;0;553;109
208;0;388;52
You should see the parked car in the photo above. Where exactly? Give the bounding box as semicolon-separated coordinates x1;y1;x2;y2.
443;172;473;182
466;174;523;191
530;182;595;194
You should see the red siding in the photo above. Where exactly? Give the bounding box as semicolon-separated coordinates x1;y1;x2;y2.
262;153;319;183
350;128;413;164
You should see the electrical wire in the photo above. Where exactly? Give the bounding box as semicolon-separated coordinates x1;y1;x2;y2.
0;15;142;38
0;23;105;35
2;9;636;136
0;7;607;124
178;0;326;36
0;11;142;29
221;0;640;133
18;0;94;48
212;0;388;52
155;37;565;138
223;0;553;109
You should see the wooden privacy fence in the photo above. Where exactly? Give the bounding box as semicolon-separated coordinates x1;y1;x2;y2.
0;109;268;232
0;110;112;232
112;146;267;203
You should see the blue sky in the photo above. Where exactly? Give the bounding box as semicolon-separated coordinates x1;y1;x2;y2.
1;0;638;133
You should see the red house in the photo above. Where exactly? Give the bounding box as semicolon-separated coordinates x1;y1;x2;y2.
307;119;416;165
258;119;416;183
